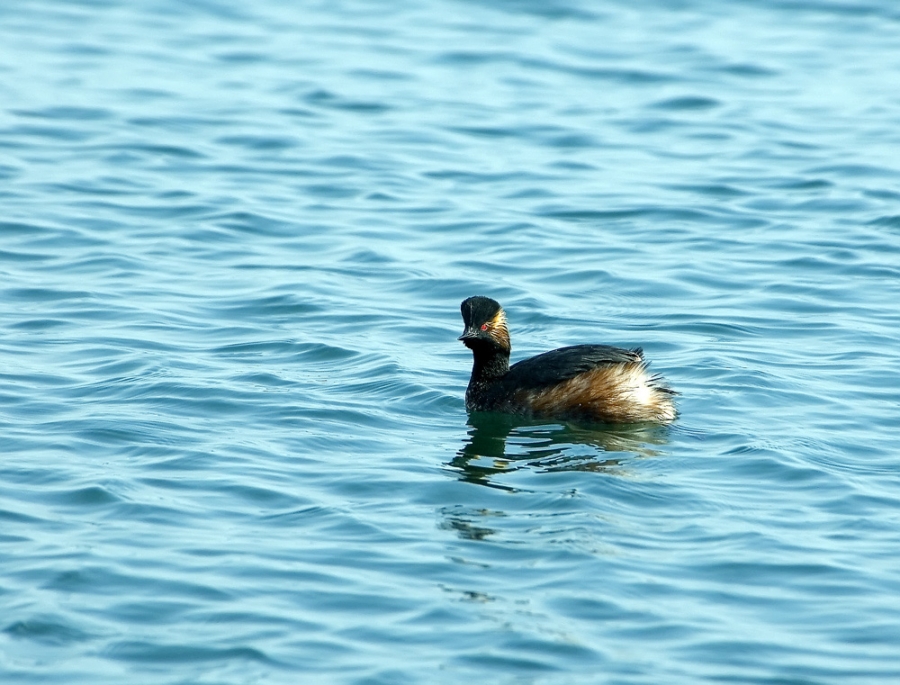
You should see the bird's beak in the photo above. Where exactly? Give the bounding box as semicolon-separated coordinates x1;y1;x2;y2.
458;327;479;341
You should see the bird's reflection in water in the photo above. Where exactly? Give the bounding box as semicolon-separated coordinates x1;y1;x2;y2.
449;412;671;490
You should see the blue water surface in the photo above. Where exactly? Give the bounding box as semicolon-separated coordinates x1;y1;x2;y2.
2;0;900;683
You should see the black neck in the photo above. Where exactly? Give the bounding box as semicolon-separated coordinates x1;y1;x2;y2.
466;344;510;405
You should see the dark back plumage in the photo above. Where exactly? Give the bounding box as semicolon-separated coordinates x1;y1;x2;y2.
505;344;645;390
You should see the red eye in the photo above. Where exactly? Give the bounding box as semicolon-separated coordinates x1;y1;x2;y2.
480;323;488;331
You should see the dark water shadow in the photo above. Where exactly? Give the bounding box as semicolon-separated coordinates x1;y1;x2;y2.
448;412;672;491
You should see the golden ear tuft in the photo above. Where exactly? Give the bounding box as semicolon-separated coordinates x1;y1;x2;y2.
488;308;510;350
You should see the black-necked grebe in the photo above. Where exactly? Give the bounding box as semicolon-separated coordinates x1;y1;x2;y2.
459;296;676;424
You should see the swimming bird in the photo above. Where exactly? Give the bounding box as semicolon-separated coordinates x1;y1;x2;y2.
459;296;676;424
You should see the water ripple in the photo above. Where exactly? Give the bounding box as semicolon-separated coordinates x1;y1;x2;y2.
3;0;900;683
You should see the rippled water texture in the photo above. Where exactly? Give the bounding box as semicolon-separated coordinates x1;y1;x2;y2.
3;0;900;683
